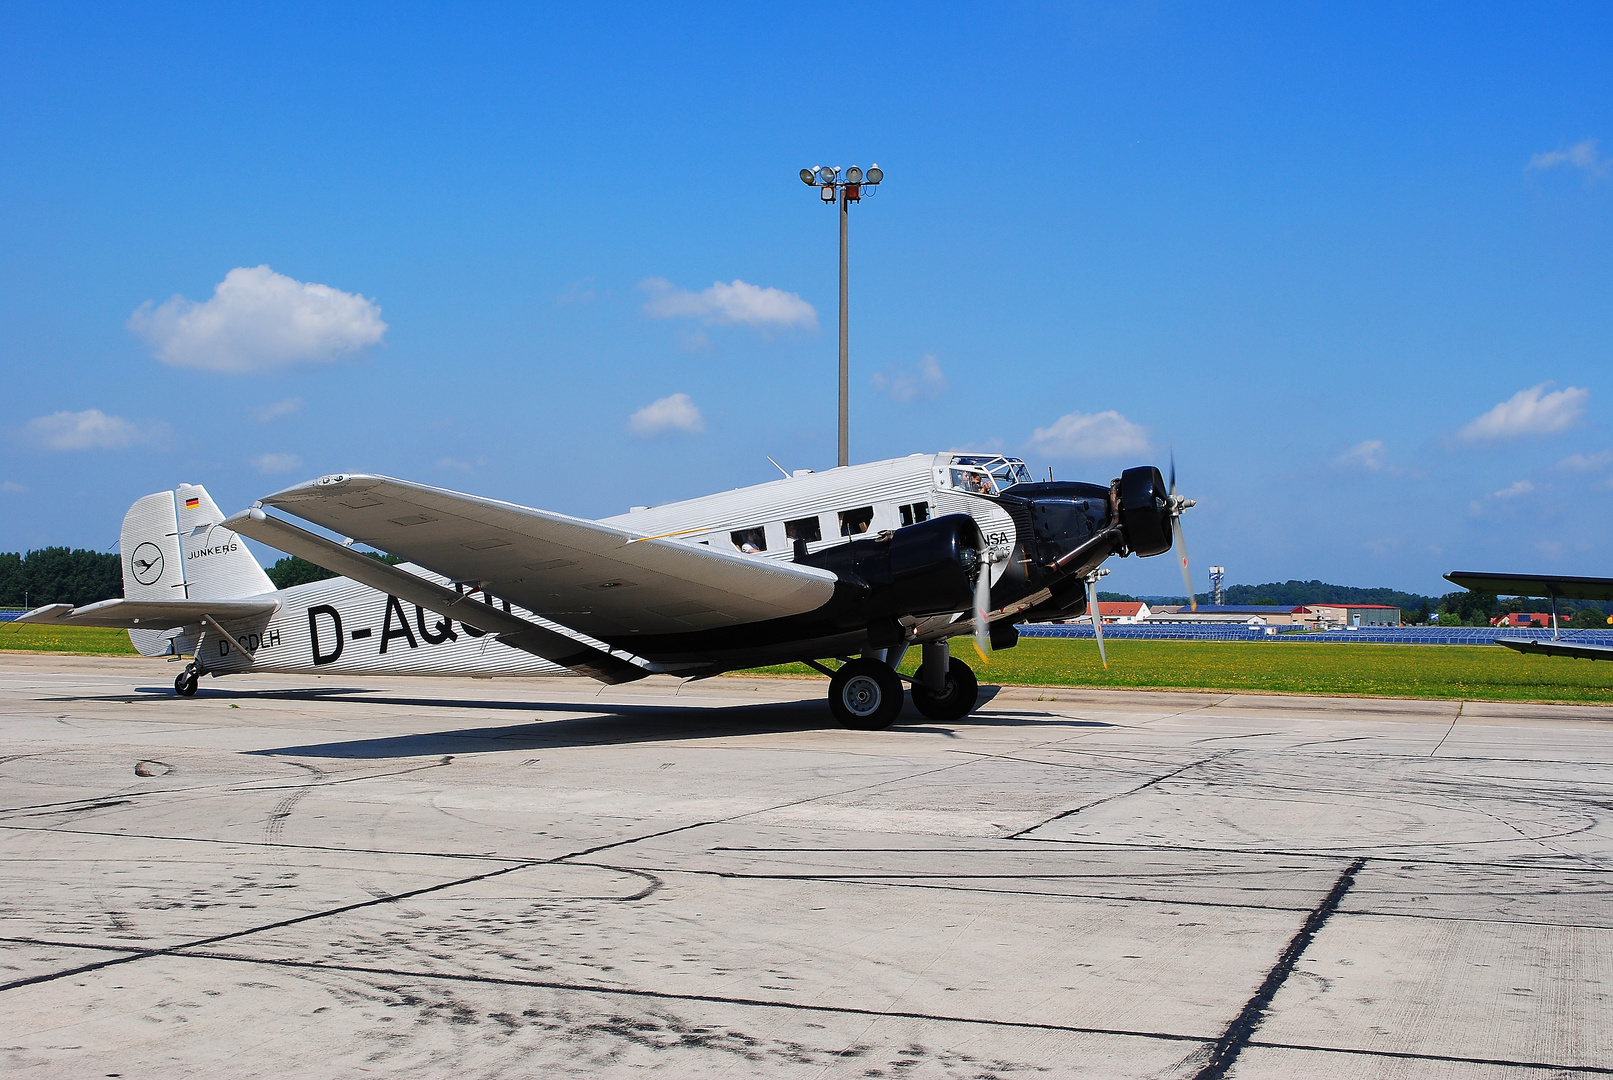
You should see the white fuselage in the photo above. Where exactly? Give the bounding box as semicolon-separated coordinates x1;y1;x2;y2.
599;453;1019;582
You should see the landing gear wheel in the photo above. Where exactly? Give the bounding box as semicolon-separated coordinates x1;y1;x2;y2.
174;666;200;697
828;658;905;730
909;657;980;723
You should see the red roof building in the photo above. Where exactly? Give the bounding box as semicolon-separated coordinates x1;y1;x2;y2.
1492;612;1557;628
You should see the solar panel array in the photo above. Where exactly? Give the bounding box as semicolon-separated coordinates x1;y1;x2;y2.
1018;623;1613;646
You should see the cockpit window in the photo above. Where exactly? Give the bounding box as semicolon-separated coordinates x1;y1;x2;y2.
947;456;1030;494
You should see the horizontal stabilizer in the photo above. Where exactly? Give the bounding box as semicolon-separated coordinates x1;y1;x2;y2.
16;598;279;630
1446;571;1613;602
1497;638;1613;661
225;506;649;684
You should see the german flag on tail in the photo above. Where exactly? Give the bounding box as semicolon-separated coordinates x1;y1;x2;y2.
184;497;200;510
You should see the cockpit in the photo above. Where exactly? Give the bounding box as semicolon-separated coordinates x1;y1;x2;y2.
944;455;1033;496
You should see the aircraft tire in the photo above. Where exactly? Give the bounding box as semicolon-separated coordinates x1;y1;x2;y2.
909;657;980;723
174;669;199;697
828;658;905;730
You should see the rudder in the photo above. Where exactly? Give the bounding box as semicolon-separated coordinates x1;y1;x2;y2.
119;484;275;656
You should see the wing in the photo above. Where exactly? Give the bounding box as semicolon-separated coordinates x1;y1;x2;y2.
1498;638;1613;661
1445;571;1613;602
16;598;279;630
232;474;839;642
222;509;655;683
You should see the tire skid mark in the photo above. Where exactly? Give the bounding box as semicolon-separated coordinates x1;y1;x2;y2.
1190;856;1366;1080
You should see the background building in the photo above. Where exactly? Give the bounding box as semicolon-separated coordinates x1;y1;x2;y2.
1304;604;1400;627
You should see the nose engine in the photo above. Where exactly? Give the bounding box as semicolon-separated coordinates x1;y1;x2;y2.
1117;465;1173;558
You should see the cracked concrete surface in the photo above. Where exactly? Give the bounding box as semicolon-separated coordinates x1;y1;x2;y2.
1;655;1610;1077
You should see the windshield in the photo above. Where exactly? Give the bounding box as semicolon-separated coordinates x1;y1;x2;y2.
948;455;1032;494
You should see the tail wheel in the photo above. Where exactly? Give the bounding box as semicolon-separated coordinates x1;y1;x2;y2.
828;658;905;730
909;657;980;723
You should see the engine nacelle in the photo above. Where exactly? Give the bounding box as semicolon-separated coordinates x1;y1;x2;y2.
801;513;980;619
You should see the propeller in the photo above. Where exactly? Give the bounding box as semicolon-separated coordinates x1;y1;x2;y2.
1084;567;1109;669
972;542;993;662
1167;450;1197;611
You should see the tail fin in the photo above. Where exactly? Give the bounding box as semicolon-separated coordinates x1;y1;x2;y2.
120;484;274;654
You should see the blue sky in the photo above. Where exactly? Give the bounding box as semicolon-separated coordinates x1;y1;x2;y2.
2;3;1609;598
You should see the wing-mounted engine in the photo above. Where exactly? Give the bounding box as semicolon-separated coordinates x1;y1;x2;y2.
796;513;982;622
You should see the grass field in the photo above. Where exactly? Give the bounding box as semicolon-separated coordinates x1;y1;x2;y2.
746;638;1613;704
1;623;1608;703
0;624;139;656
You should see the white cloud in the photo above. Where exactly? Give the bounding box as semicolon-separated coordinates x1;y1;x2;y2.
1026;410;1150;460
23;409;168;451
1;480;25;493
629;393;705;438
871;354;948;403
553;277;597;306
1556;450;1613;472
675;328;712;352
251;452;302;475
436;456;487;473
255;397;303;423
1528;138;1611;179
129;265;387;373
1334;439;1387;471
639;278;817;329
1456;383;1588;443
1493;479;1534;499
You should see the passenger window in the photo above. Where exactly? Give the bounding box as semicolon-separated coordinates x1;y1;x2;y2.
730;527;766;553
839;507;874;536
785;516;822;542
899;502;930;527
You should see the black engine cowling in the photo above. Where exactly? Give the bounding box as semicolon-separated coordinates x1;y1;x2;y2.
799;513;980;619
1119;465;1173;558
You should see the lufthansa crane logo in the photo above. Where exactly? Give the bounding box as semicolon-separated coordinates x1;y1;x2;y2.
131;542;165;585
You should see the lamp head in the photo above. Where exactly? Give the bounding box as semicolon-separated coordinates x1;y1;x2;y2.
845;165;863;183
800;168;816;185
866;164;883;184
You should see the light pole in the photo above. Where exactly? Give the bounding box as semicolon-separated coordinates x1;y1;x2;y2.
800;163;883;467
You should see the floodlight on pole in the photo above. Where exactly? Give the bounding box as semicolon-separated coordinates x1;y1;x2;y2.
799;161;884;467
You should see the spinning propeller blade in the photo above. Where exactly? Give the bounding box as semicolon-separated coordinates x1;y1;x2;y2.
973;548;992;662
1168;449;1197;611
1085;574;1108;669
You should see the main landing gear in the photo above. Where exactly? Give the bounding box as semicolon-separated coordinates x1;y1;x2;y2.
827;641;981;730
173;663;201;697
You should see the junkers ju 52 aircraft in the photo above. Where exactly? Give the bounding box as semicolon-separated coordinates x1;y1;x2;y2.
19;452;1195;728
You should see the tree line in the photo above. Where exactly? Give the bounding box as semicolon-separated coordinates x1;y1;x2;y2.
0;550;391;608
0;548;123;608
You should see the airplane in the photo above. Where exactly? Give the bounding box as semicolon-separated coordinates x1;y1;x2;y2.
1444;571;1613;661
18;451;1195;728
